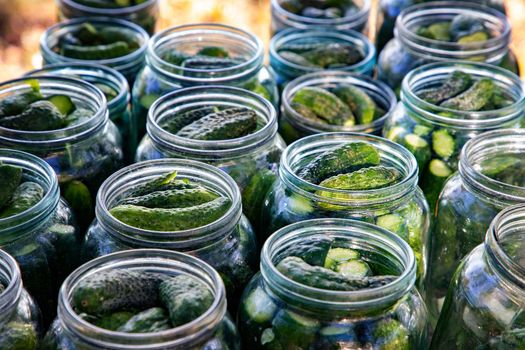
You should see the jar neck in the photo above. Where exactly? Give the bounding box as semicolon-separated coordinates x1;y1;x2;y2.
147;85;278;160
96;159;242;251
396;1;510;63
401;61;525;130
261;218;416;316
0;149;60;244
0;76;110;150
147;23;264;86
60;0;158;16
271;0;370;31
0;249;23;325
485;204;525;292
280;133;419;211
282;70;396;135
459;129;525;208
58;249;227;349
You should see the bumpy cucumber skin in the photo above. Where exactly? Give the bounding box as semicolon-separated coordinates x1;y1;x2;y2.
160;106;220;134
242;169;276;225
117;307;171;333
110;197;231;231
0;101;66;131
176;107;258;140
332;85;377;125
181;57;243;70
95;311;135;331
0;91;42;118
0;182;45;218
301;43;363;68
60;42;131;60
372;318;410;350
440;79;494;111
0;322;38;350
279;50;318;67
120;187;219;209
417;71;472;105
0;164;22;208
291;87;353;126
72;269;165;315
62;180;93;223
290;102;323;122
129;171;197;197
298;142;381;184
159;275;214;327
318;166;402;191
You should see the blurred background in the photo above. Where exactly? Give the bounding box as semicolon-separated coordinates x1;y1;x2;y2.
0;0;523;81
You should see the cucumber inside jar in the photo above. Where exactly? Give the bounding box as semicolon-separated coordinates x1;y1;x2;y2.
0;163;44;220
72;0;148;9
278;0;359;19
277;40;364;69
415;14;492;44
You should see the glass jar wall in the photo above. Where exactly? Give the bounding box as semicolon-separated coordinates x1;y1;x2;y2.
238;218;430;349
431;204;525;349
426;129;525;326
82;159;258;308
42;249;240;349
136;86;285;228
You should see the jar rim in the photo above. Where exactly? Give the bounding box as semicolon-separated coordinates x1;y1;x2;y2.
396;1;510;60
280;132;419;207
402;61;525;129
60;0;158;15
270;0;371;26
95;158;242;249
40;17;149;67
59;249;228;349
269;28;376;76
0;75;109;147
146;85;278;158
147;23;264;84
282;70;397;134
0;249;23;319
261;218;416;311
0;148;60;240
460;129;525;207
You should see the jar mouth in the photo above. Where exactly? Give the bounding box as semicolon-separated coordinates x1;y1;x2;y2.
486;204;525;290
261;218;416;311
269;28;376;76
396;1;510;61
61;0;157;15
282;70;396;135
0;249;23;322
460;129;525;207
402;61;525;129
148;23;264;84
147;85;278;158
59;249;227;349
40;17;149;68
0;149;60;242
96;159;242;250
271;0;371;26
26;63;130;114
280;132;418;207
0;76;109;147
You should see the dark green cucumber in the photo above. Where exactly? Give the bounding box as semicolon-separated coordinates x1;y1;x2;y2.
242;168;276;224
117;307;171;333
196;46;229;58
129;171;199;197
0;164;22;208
72;269;165;315
120;187;219;209
298;142;381;184
65;108;92;126
181;57;243;70
0;182;44;218
421;159;453;211
416;22;451;41
372;318;410;350
175;107;257;140
47;95;75;115
60;42;131;60
301;43;362;68
109;197;231;231
318;166;402;191
0;91;42;118
96;311;135;331
160;106;220;133
440;79;494;111
159;275;214;327
162;51;192;65
0;100;66;131
290;102;324;122
403;134;431;170
417;71;472;104
279;236;333;266
0;322;37;350
323;247;360;270
291;87;354;126
432;129;456;159
62;180;93;220
271;310;320;349
279;50;319;67
332;84;377;125
243;286;277;324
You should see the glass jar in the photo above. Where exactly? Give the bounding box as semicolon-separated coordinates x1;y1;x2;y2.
26;63;134;162
40;17;149;83
270;0;370;35
269;28;376;87
132;23;279;145
238;218;430;349
262;132;430;287
82;159;258;309
0;149;81;326
425;129;525;327
377;2;517;92
382;61;525;211
0;249;42;349
0;76;124;231
56;0;159;35
280;70;397;144
431;204;525;349
43;249;240;350
376;0;506;53
136;86;285;229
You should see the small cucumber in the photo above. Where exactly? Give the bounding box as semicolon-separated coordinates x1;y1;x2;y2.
421;159;453;211
424;22;452;41
318;166;402;191
457;31;489;44
417;70;472;105
0;182;45;218
0;100;66;131
117;307;171;333
129;171;198;197
181;57;242;70
432;129;456;159
450;14;486;41
332;84;377;125
196;46;229;58
0;91;43;118
301;43;362;68
290;102;324;122
160;106;220;133
47;95;75;115
62;180;93;220
96;311;135;331
282;236;333;266
279;50;319;67
0;322;37;350
291;87;354;126
244;286;277;324
242;168;276;225
272;309;320;349
0;164;22;208
60;41;131;60
120;187;219;209
440;79;494;111
403;134;431;170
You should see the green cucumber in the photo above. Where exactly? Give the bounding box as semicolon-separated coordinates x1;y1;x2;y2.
335;260;371;279
181;57;242;70
440;79;494;111
196;46;229;58
457;31;489;43
62;180;93;220
47;95;75;115
413;124;432;137
324;248;360;270
244;286;277;323
424;22;452;41
0;100;66;131
291;87;354;126
271;310;320;349
120;187;219;209
417;70;472;105
242;168;276;225
282;236;333;266
450;14;486;41
95;311;135;331
403;134;431;170
279;50;319;67
421;159;453;211
117;307;171;333
60;42;131;60
0;164;22;208
301;43;362;68
0;91;43;118
318;166;402;191
0;322;37;350
159;275;214;327
290;102;324;122
129;171;198;197
160;106;220;133
332;84;377;125
376;214;407;238
0;182;44;218
432;129;456;159
373;318;410;350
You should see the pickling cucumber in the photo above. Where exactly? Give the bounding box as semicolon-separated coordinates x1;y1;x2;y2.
129;171;198;197
440;79;494;111
421;159;452;211
0;322;37;350
0;100;66;131
0;91;42;118
120;187;219;209
376;214;407;237
117;307;171;333
0;164;22;208
271;310;320;349
290;102;324;122
279;50;318;67
47;95;75;115
450;14;486;41
332;84;377;125
160;106;220;133
196;46;230;58
291;87;353;126
417;70;472;105
60;41;131;60
244;286;277;324
181;57;242;70
0;182;44;218
432;129;455;159
403;134;431;170
95;311;135;331
318;166;402;191
300;43;362;68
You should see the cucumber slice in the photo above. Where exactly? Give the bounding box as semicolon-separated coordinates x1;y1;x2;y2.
335;260;371;279
376;214;407;237
421;159;453;212
47;95;75;115
244;287;277;324
272;309;320;348
403;134;431;169
413;124;432;137
324;248;360;270
385;126;408;144
288;194;314;215
432;129;455;159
